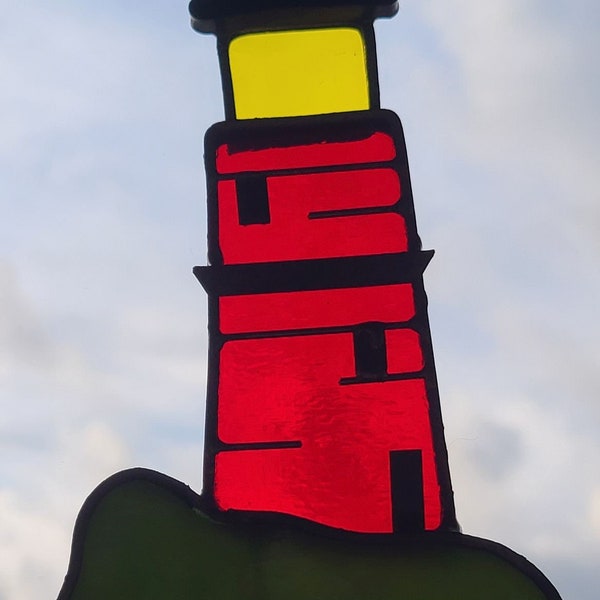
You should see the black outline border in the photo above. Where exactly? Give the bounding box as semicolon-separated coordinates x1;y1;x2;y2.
191;2;398;36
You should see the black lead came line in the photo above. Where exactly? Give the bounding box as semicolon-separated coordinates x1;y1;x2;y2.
194;250;434;296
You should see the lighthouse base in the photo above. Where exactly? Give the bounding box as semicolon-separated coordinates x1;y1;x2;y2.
57;468;561;600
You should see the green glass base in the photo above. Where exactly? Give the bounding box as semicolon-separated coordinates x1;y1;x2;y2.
58;468;561;600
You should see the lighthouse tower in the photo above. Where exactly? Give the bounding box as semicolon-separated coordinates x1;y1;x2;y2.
191;0;458;534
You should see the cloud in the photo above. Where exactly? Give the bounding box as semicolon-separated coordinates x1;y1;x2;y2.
0;261;54;371
0;420;132;600
1;8;212;597
0;490;71;600
382;0;600;245
0;255;205;598
446;389;599;562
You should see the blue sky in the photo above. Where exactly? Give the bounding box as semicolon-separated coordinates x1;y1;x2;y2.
1;1;599;598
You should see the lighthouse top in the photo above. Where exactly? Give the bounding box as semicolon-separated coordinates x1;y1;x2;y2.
189;0;398;32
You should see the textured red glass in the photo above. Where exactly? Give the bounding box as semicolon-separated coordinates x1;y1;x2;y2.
385;328;424;374
219;284;415;334
270;167;399;213
215;132;396;174
201;111;456;534
215;333;442;532
218;168;406;264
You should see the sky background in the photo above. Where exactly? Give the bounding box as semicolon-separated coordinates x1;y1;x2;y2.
1;1;598;598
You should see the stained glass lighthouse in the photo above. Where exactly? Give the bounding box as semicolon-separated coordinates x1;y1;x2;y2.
57;4;564;597
191;0;459;534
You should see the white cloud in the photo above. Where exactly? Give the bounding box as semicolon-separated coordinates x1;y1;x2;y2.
0;418;132;600
0;490;71;600
589;487;600;538
445;387;600;591
2;7;211;594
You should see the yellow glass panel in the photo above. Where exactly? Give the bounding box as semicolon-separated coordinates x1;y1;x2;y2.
229;28;370;119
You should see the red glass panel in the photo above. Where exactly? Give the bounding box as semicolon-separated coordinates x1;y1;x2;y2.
385;328;424;374
217;168;406;264
270;167;399;213
216;132;396;174
219;284;415;334
216;333;442;532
